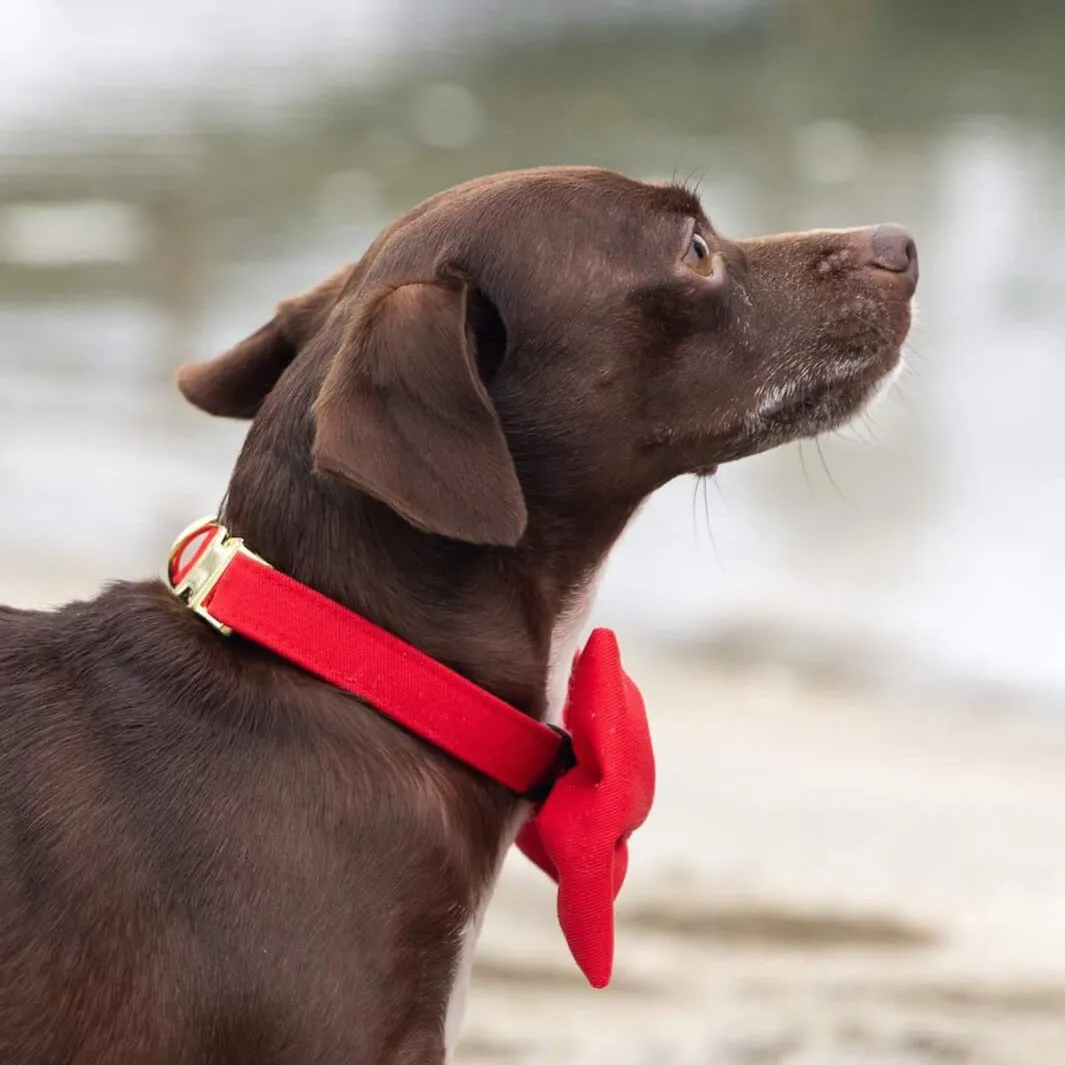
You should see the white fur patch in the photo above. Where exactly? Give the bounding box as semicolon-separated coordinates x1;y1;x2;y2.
544;570;603;727
443;912;484;1060
754;379;798;420
442;807;526;1062
442;569;603;1060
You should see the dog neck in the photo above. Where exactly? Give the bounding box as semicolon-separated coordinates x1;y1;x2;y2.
219;385;639;724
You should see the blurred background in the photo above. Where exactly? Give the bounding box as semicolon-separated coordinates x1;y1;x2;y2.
3;1;1065;1062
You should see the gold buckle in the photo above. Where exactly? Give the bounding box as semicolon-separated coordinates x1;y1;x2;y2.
166;517;270;635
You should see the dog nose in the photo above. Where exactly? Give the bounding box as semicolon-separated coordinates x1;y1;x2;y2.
865;224;918;287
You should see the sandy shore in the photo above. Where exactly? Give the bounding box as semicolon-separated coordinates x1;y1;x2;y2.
7;570;1065;1064
465;651;1065;1065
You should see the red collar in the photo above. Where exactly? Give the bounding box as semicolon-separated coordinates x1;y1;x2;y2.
167;518;655;988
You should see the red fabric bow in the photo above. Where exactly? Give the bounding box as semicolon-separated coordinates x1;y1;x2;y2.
167;519;656;989
515;630;655;988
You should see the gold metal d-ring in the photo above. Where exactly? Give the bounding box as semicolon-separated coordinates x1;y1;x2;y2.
166;517;270;635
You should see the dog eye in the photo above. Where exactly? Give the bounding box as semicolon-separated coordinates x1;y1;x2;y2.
684;233;714;277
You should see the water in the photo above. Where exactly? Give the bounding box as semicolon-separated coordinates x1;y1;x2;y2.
2;0;1064;707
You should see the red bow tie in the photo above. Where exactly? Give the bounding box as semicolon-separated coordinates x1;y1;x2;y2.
514;634;654;986
167;519;655;988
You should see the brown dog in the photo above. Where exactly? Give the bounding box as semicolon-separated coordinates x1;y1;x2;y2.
0;166;916;1064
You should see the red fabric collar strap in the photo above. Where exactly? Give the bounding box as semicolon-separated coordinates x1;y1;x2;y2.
167;518;655;988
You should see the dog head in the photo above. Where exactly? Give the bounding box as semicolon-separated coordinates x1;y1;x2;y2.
178;166;916;550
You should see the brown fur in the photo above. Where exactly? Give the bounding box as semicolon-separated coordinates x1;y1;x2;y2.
0;166;916;1064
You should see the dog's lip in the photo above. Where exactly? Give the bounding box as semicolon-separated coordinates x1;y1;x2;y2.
759;358;878;419
752;348;900;431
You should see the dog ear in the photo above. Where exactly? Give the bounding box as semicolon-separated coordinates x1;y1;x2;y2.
176;269;350;419
312;278;527;547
